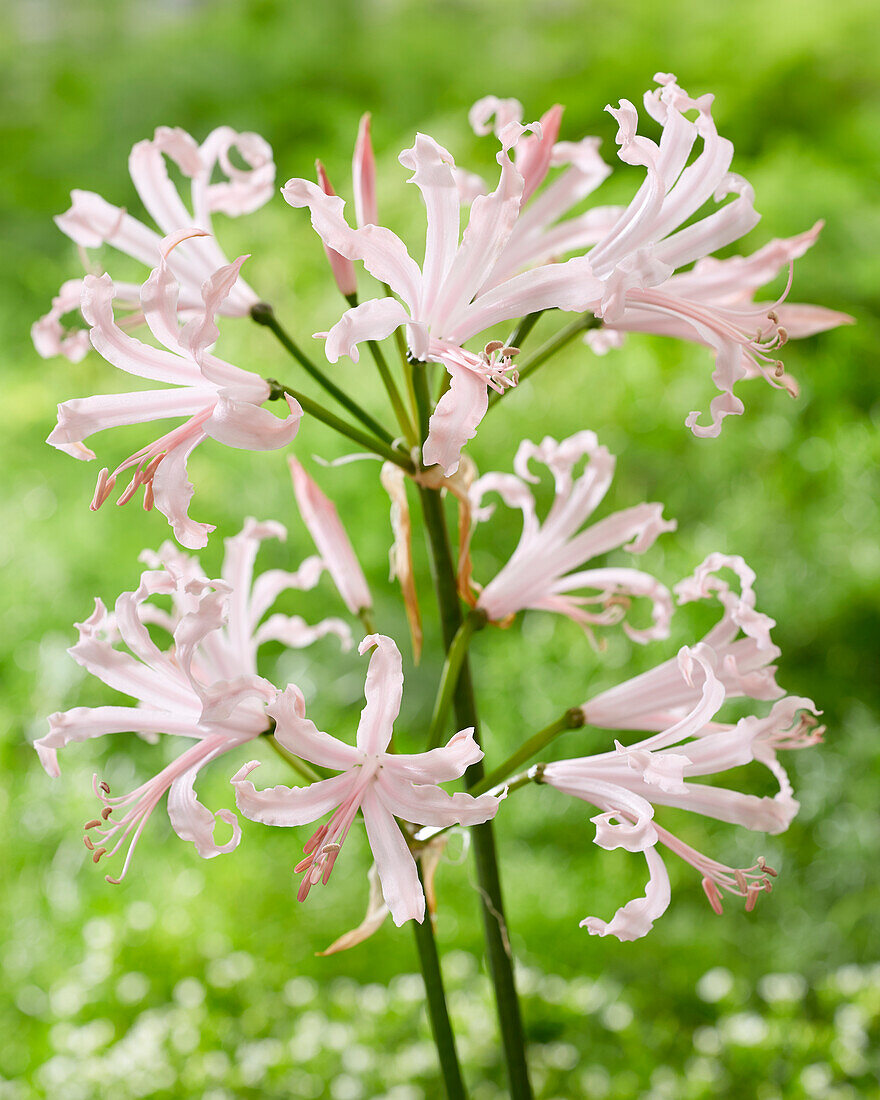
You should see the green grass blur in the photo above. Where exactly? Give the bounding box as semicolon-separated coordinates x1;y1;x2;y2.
1;0;878;1096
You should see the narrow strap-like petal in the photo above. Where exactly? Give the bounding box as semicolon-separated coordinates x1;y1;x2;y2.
269;685;360;771
355;635;403;755
360;787;425;926
581;845;671;941
232;760;356;827
376;769;499;828
422;360;488;477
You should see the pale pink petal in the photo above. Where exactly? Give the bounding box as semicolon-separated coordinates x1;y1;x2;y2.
422;361;488;476
388;727;483;783
150;425;215;550
398;134;460;318
56;190;162;267
167;747;243;858
324;297;412;364
517;104;563;203
360;786;425;926
249;558;325;624
376;769;499;828
32;279;92;363
48;388;211;451
355;635;403;756
469;96;524;137
36;705;195;777
268;685;360;771
196;127;275;218
282;177;422;309
232;760;357;827
581;845;671;941
204;392;300;451
82;273;204;386
352;113;378;228
253;613;352;651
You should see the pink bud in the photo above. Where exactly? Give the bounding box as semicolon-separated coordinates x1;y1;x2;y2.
289;456;372;616
352;113;377;228
316;161;357;297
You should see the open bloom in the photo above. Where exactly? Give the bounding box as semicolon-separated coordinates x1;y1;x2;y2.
283;122;603;475
462;97;622;288
36;519;350;882
584;552;785;730
577;73;851;435
289;456;372;617
232;634;499;925
48;232;301;548
542;647;822;940
33;126;274;361
468;430;675;642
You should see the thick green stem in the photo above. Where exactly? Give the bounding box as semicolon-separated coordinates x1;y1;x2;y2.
489;313;602;408
265;378;413;473
251;301;396;445
413;366;533;1100
471;708;586;796
426;609;487;749
412;867;468;1100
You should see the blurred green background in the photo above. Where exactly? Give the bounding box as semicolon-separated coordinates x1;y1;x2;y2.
2;0;879;1096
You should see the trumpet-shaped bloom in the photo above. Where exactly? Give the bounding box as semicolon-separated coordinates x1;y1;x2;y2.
468;431;675;642
34;126;274;361
232;634;499;925
47;234;301;549
289;456;372;616
584;552;785;731
36;520;350;882
283;124;604;475
579;73;852;435
542;647;822;940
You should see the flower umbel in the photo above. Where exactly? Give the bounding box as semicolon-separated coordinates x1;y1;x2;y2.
36;520;349;882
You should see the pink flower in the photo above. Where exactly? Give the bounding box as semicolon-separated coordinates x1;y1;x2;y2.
34;126;275;361
289;456;372;617
579;73;852;435
232;634;499;925
36;520;350;882
468;431;675;642
542;647;822;940
47;233;301;549
464;97;622;288
584;553;785;730
283;124;604;475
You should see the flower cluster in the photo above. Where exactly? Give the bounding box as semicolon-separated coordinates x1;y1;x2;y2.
33;74;842;953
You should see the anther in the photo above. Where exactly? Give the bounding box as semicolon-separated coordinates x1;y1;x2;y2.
745;885;760;912
99;780;111;794
84;819;102;830
101;807;113;820
83;836;95;850
734;869;748;894
484;340;504;355
92;847;107;863
774;362;785;377
757;856;777;877
501;346;520;358
701;877;724;915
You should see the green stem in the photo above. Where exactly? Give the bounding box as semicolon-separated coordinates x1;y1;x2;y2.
358;606;378;635
470;709;585;796
426;609;487;749
251;301;396;446
489;313;601;408
412;866;469;1100
265;378;413;473
505;310;545;351
368;340;419;447
413;368;533;1100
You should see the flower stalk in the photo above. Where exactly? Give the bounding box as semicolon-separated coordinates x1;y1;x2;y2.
413;365;533;1100
251;300;397;445
265;378;413;472
426;609;487;749
471;709;586;796
411;864;469;1100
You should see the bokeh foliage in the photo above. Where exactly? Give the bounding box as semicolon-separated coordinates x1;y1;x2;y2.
1;0;878;1096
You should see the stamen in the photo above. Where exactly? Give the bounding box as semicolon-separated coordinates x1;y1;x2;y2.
701;876;724;915
84;819;102;830
101;807;113;820
92;847;107;863
83;836;95;851
90;469;116;511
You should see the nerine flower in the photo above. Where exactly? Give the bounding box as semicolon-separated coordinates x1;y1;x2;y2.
584;552;785;731
232;634;499;925
36;520;350;882
578;73;851;436
462;96;623;289
289;456;372;617
468;431;675;642
283;122;604;475
542;646;822;940
33;126;274;361
48;232;301;549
